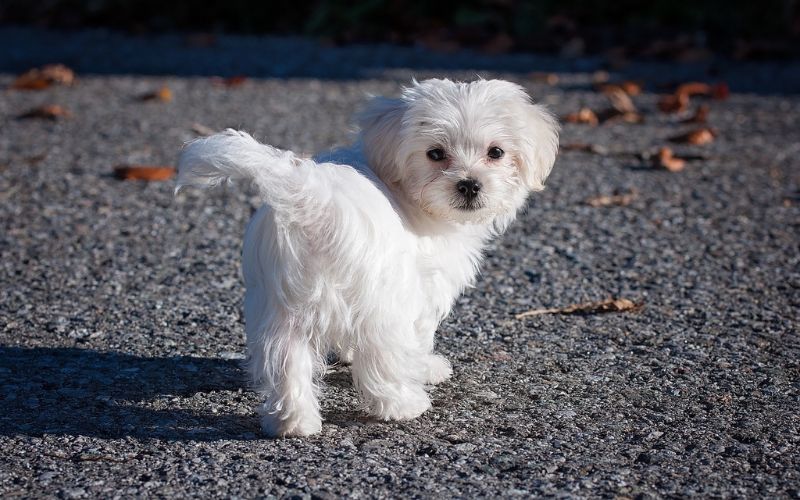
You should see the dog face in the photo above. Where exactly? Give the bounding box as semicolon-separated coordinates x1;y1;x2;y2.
359;79;559;225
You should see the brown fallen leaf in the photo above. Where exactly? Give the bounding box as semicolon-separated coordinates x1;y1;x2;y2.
212;75;248;88
682;104;710;124
669;127;716;145
11;64;75;90
595;81;642;97
561;143;609;155
563;107;599;126
591;86;644;124
594;83;619;93
711;82;729;100
659;81;728;114
653;147;686;172
17;104;71;120
585;189;637;207
598;109;644;124
24;153;48;165
658;92;689;113
529;72;559;85
602;86;637;114
673;81;729;100
139;85;173;102
515;298;643;319
675;82;711;98
620;80;643;96
114;165;176;181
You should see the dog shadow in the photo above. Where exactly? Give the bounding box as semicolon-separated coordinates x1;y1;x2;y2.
0;346;264;441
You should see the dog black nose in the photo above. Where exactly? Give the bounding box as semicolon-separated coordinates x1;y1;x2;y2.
456;178;482;200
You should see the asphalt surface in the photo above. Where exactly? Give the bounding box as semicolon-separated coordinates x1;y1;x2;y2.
1;28;798;498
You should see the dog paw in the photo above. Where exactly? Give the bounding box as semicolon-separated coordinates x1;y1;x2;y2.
261;412;322;438
423;354;452;385
370;385;431;421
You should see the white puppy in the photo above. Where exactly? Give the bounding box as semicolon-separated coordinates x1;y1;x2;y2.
176;78;558;437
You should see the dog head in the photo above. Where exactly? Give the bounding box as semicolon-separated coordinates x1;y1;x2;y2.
358;78;559;226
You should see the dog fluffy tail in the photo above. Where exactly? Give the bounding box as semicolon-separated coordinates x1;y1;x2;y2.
175;129;308;206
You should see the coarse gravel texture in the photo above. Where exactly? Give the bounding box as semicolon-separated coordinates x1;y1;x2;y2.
1;28;798;498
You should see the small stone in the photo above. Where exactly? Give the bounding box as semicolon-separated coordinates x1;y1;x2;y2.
557;409;577;420
475;390;500;401
645;431;664;441
38;471;57;482
65;488;86;498
453;443;477;454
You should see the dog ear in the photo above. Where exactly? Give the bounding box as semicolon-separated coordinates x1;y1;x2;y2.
515;96;560;192
357;96;407;184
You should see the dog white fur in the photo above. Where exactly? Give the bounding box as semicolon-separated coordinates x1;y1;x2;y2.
176;78;558;437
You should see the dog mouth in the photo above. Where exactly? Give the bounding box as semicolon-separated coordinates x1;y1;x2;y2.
453;199;484;211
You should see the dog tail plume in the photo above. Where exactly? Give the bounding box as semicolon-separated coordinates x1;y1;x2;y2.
175;129;305;204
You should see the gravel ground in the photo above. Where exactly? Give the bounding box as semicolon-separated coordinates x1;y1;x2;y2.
1;28;798;498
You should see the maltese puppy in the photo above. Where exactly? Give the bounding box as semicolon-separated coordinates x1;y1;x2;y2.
176;78;559;437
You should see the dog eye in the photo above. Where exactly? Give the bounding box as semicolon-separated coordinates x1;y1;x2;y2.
487;146;504;159
426;148;446;162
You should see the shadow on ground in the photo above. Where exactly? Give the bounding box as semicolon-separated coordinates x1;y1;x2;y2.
0;346;265;441
0;347;373;441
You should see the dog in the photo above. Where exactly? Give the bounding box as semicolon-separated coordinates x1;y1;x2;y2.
176;78;559;437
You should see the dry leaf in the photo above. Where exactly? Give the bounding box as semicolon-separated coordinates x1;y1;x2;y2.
602;86;637;114
653;147;686;172
212;75;248;88
23;154;47;166
515;298;643;319
529;72;559;85
620;80;643;96
11;64;75;90
561;143;609;155
658;92;689;113
17;104;71;120
676;82;711;98
585;189;637;207
659;81;727;114
594;83;619;93
620;111;644;123
669;127;716;145
139;86;173;102
675;81;729;100
113;165;176;181
711;82;729;100
596;81;642;96
563;108;599;125
683;104;710;124
598;109;644;124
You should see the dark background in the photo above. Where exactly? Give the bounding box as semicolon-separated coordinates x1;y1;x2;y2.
2;0;798;58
